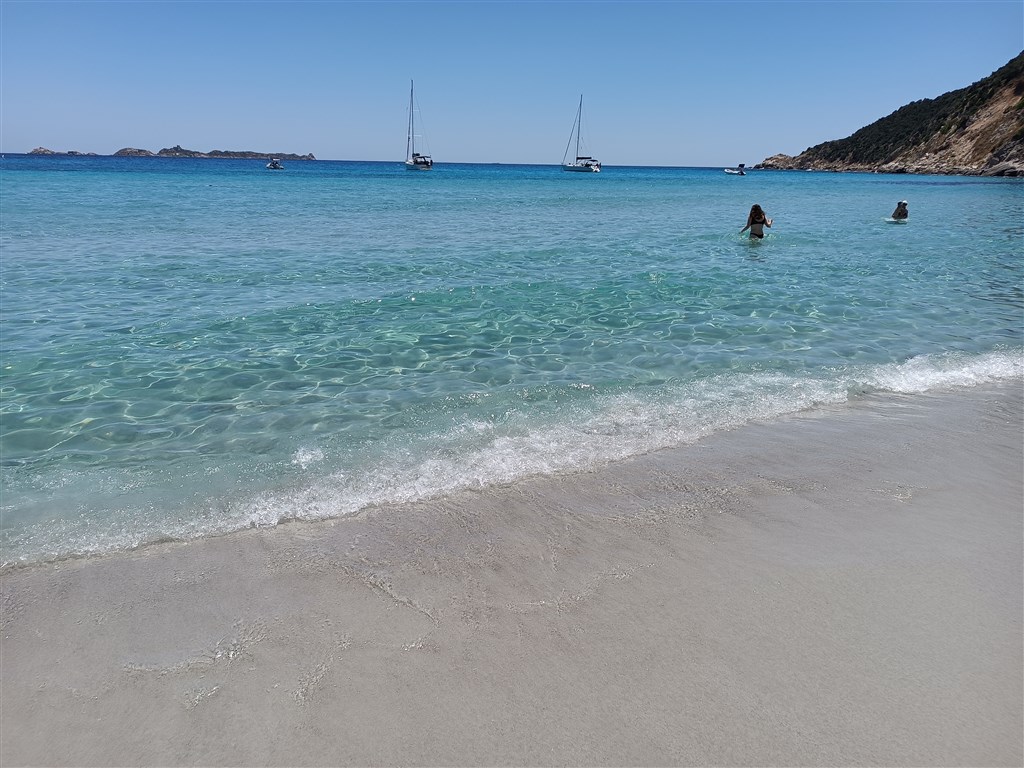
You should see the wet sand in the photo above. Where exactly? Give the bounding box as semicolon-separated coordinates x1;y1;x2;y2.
2;383;1021;767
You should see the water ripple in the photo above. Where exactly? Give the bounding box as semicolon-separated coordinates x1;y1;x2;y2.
2;159;1021;562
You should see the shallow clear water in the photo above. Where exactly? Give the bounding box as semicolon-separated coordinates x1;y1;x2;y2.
2;156;1022;564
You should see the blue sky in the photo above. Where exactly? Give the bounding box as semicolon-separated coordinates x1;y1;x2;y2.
2;1;1021;166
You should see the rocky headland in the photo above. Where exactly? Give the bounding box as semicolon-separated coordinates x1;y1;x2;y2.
756;51;1024;176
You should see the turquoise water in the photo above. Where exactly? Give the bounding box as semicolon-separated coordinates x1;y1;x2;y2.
2;156;1022;564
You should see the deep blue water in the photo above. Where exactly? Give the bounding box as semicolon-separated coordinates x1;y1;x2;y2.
1;155;1021;564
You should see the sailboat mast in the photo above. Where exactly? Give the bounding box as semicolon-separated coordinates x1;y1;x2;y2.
407;80;415;160
575;95;583;160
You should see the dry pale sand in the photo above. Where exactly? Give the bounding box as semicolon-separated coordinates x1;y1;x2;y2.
1;383;1021;767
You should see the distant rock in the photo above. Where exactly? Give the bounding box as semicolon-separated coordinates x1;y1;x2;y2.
756;153;799;171
204;149;316;160
755;51;1024;176
28;147;97;156
155;145;315;160
156;145;205;158
27;145;315;160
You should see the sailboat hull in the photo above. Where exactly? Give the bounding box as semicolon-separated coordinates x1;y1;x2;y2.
562;163;600;172
405;161;433;170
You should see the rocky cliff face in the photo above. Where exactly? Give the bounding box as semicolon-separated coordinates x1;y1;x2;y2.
758;52;1024;176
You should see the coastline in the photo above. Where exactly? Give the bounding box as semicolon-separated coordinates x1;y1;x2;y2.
2;382;1022;766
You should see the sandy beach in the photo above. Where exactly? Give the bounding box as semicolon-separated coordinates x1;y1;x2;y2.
2;383;1021;767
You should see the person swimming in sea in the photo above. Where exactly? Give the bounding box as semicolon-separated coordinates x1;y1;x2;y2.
740;204;772;239
892;200;908;220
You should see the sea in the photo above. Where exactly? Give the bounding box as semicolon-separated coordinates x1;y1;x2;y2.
1;155;1021;566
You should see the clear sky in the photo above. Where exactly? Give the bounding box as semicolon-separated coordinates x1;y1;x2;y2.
1;0;1022;167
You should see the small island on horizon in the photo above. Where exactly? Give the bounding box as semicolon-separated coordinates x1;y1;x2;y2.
27;145;316;161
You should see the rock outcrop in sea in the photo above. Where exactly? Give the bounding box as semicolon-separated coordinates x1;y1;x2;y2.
28;147;98;156
142;145;316;160
756;51;1024;176
27;146;315;160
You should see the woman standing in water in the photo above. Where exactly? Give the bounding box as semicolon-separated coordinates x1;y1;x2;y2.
740;204;773;239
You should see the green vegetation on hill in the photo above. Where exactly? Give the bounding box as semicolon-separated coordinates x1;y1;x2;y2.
787;51;1024;169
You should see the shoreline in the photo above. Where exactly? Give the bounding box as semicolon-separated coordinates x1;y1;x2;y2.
2;382;1022;766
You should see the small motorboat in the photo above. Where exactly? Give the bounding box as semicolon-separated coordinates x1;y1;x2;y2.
266;159;284;170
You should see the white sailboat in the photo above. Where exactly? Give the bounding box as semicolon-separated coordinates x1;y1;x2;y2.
405;80;433;170
561;95;600;172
